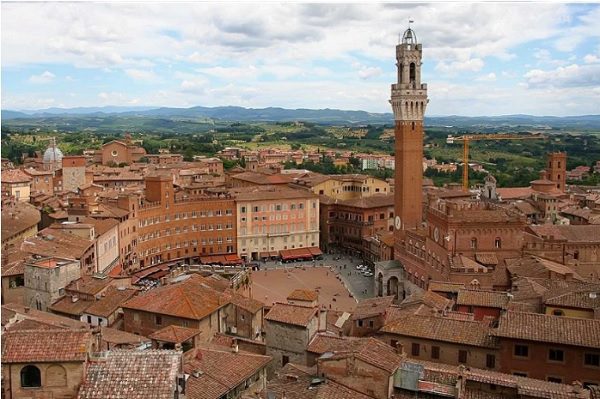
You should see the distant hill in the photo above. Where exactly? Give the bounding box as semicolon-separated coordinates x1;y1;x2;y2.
2;106;600;129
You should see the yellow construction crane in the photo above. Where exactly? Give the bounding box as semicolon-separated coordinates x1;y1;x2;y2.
446;133;545;191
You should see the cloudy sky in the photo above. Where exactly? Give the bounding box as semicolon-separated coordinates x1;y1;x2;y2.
2;2;599;116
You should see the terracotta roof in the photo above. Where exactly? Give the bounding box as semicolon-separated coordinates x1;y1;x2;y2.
351;337;403;373
1;243;29;277
287;289;319;302
493;311;600;349
307;333;363;354
544;288;600;310
85;287;137;317
231;171;294;185
527;224;600;243
351;296;395;320
1;201;41;240
184;345;272;399
401;290;451;311
49;296;93;316
337;194;394;209
2;329;91;363
1;168;32;183
381;313;497;348
21;228;94;259
100;327;150;346
506;255;583;280
5;318;59;331
456;289;510;309
77;350;181;399
407;359;589;399
265;302;318;327
497;186;535;200
2;303;90;330
148;325;201;343
228;293;264;313
81;216;119;235
67;275;113;296
260;362;375;399
229;185;316;201
428;281;466;294
122;274;228;320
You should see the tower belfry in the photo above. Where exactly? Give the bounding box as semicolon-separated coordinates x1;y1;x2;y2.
390;24;428;251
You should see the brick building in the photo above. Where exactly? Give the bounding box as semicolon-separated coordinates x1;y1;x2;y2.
379;312;500;371
320;194;394;258
62;155;87;192
455;289;510;321
98;139;147;166
137;175;237;268
493;311;600;385
23;168;54;195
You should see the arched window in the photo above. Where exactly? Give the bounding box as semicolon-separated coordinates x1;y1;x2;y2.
409;62;416;83
20;365;41;388
495;237;502;249
471;238;478;249
46;364;67;387
399;63;403;83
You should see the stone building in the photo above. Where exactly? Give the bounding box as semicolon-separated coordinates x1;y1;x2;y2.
264;302;326;375
231;186;319;261
62;155;87;192
122;274;229;339
24;257;81;312
2;329;93;399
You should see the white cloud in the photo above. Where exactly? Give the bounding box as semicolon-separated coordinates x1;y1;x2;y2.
28;71;56;84
475;72;497;82
524;63;600;88
583;54;599;64
357;66;383;80
436;58;484;74
125;68;157;81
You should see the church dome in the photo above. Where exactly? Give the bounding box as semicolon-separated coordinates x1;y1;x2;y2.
43;145;64;164
402;27;417;45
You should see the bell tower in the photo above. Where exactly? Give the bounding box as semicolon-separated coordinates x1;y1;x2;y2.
390;25;428;250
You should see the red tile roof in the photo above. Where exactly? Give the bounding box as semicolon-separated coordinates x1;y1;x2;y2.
493;311;600;349
77;350;181;399
264;302;318;327
85;287;137;318
351;295;395;320
148;325;201;344
1;200;41;240
1;168;32;183
381;313;497;348
184;345;272;399
287;289;319;302
456;289;510;309
122;274;228;320
2;329;91;363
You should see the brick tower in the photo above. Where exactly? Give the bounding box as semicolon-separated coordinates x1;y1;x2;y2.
547;152;566;193
390;26;428;251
